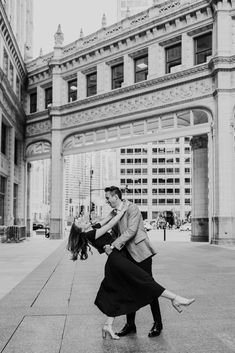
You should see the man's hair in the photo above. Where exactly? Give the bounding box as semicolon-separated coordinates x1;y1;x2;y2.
104;185;122;200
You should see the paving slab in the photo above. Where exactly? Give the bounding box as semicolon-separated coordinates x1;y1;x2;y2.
0;240;235;353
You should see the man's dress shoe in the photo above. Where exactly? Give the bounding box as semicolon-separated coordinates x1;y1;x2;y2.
148;322;163;337
116;323;137;337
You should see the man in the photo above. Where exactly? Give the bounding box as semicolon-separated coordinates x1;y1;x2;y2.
104;186;163;338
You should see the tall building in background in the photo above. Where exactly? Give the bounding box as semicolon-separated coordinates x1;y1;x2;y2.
30;160;51;223
117;139;191;222
1;0;34;60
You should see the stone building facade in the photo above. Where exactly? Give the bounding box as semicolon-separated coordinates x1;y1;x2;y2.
2;0;235;245
0;1;28;232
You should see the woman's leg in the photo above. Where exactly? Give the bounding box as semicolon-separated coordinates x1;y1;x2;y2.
161;290;195;313
102;317;120;340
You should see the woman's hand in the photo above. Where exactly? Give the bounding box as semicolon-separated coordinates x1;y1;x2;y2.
121;201;128;212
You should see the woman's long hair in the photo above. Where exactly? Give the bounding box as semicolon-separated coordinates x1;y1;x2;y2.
67;223;92;261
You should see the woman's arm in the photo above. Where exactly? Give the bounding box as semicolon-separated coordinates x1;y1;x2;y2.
95;205;127;239
96;211;114;227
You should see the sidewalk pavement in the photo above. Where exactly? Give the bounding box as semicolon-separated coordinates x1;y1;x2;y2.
0;236;235;353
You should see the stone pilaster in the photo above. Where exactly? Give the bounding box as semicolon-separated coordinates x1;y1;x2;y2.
52;65;63;107
123;54;134;86
77;71;86;100
16;140;25;225
182;33;194;69
190;135;209;242
6;127;15;226
50;113;64;239
97;62;110;93
148;42;164;79
211;0;232;56
37;85;44;111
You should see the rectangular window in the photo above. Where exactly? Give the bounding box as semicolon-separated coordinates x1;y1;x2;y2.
1;122;7;155
159;188;165;194
134;148;141;154
112;63;124;89
195;32;212;65
68;79;77;102
134;55;148;83
167;188;174;194
166;43;181;73
167;199;174;204
14;138;18;165
30;91;37;113
45;87;52;109
134;158;141;164
159;199;166;205
87;72;97;97
0;176;6;225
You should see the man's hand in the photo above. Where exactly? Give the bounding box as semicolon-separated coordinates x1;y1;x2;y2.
103;244;113;255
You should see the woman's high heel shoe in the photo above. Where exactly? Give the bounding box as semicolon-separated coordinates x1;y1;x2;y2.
102;324;120;340
171;296;195;313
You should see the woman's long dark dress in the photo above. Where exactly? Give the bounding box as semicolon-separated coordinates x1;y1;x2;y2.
84;228;165;317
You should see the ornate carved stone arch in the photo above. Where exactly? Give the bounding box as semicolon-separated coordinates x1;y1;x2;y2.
25;140;51;160
62;108;212;154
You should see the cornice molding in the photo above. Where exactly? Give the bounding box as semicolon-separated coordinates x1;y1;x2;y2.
26;1;210;77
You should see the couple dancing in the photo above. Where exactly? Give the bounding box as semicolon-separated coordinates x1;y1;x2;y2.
67;186;195;340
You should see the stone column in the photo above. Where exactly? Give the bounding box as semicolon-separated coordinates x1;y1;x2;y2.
190;135;209;242
50;114;63;239
211;90;235;245
26;162;32;237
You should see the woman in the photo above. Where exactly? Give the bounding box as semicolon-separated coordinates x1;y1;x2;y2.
67;206;195;340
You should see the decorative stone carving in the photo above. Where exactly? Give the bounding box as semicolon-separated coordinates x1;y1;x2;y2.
62;134;83;151
190;135;208;150
62;78;212;128
102;13;107;28
26;120;51;137
54;24;64;46
159;1;181;14
26;141;51;157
